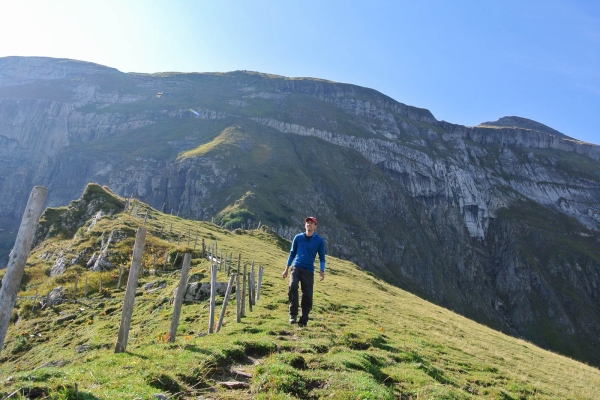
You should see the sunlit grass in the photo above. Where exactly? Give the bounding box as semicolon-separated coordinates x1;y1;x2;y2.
1;187;600;398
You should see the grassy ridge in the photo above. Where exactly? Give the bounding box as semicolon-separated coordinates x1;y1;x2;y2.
1;188;600;399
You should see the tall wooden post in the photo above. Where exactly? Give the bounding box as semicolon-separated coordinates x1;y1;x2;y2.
216;274;236;332
194;232;198;250
169;253;191;342
114;227;147;353
0;186;47;354
208;264;217;334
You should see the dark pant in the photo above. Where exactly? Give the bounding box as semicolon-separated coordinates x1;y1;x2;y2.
288;267;314;324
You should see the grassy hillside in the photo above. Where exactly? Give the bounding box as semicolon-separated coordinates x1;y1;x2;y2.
1;186;599;399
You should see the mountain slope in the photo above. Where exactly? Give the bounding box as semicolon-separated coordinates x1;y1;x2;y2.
1;57;600;366
1;185;599;399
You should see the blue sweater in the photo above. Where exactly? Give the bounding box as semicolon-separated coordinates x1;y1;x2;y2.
287;233;326;273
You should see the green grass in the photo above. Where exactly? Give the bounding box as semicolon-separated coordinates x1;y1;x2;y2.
1;185;600;399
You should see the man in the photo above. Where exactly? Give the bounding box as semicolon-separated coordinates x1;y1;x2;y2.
281;216;326;327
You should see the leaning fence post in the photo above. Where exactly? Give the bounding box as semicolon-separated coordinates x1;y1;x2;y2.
208;264;217;334
115;227;147;353
0;186;47;354
169;253;191;342
216;273;236;332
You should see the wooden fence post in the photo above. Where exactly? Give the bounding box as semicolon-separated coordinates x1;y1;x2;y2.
169;253;191;342
241;264;247;317
251;261;255;306
187;228;190;247
256;266;264;302
216;274;236;332
0;186;47;354
194;233;198;250
115;227;147;353
208;264;217;334
117;266;124;289
236;272;241;323
73;275;78;299
247;272;253;312
31;289;38;312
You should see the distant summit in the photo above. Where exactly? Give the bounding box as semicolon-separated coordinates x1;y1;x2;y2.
478;116;573;140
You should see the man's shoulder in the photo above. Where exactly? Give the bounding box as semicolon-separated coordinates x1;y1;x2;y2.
313;234;325;243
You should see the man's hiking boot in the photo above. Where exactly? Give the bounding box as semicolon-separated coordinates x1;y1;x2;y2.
297;321;307;328
289;316;297;324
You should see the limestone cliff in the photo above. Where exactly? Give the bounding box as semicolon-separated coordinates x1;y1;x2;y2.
1;56;600;366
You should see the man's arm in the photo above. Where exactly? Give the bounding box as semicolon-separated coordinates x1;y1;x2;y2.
318;237;326;281
282;236;298;279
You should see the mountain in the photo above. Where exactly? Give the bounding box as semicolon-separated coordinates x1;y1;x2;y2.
1;185;599;398
1;56;600;366
477;116;575;140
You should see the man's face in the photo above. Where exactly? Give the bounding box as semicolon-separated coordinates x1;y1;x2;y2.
305;220;316;233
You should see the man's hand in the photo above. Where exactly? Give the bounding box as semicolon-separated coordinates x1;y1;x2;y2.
319;271;324;281
281;267;289;279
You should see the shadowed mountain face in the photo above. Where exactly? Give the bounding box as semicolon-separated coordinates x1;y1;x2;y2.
1;56;600;365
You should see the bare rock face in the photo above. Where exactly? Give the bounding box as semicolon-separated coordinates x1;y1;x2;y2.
91;230;116;272
3;56;600;366
50;253;68;277
47;287;65;307
173;282;233;303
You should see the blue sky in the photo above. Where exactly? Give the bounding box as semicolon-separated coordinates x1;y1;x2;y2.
1;0;599;145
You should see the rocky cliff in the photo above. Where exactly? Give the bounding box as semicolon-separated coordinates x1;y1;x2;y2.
1;56;600;365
